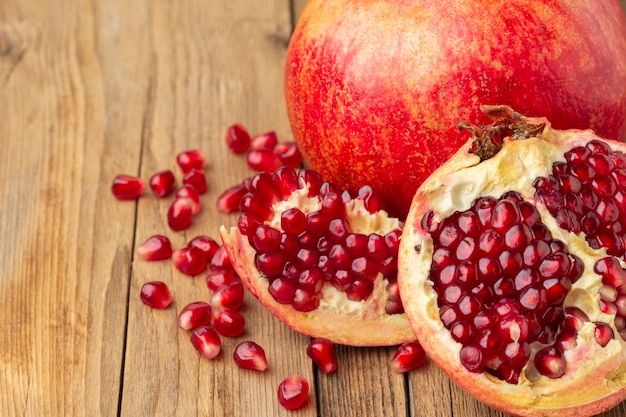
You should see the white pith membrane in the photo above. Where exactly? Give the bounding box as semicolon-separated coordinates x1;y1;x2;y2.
221;176;417;346
398;106;626;417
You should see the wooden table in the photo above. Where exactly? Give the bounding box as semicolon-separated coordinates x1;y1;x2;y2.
2;1;626;416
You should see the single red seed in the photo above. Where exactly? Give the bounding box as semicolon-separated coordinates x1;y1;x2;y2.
177;301;212;331
307;338;338;374
112;174;145;200
149;170;176;197
534;346;565;378
594;322;614;347
210;281;245;311
175;185;201;215
182;169;208;194
210;245;234;272
172;246;207;276
277;375;309;410
226;123;251;154
140;281;173;309
206;269;239;291
274;141;303;168
168;197;194;231
137;235;173;260
247;148;282;172
176;149;206;173
212;308;246;337
190;326;221;359
269;278;297;304
188;235;220;261
216;182;248;213
250;131;279;150
391;341;427;373
233;341;268;371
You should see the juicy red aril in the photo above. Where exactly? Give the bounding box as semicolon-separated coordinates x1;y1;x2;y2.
168;197;194;231
206;270;239;291
423;192;585;383
209;245;234;272
274;141;303;168
216;182;248;213
534;346;565;379
140;281;173;309
306;338;338;374
226;123;251;154
247;149;282;172
177;301;212;330
182;169;207;194
210;281;245;311
250;131;278;151
137;235;173;260
175;185;201;215
233;341;268;371
188;235;220;261
149;170;176;197
172;246;207;276
391;341;427;373
212;308;246;337
176;149;206;173
112;174;145;200
277;375;309;410
190;326;221;359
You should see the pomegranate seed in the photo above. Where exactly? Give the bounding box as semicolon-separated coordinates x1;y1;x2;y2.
182;169;208;194
277;375;309;410
459;345;484;373
140;281;173;309
210;281;245;310
212;308;246;337
168;197;193;231
306;338;338;374
534;346;565;378
226;123;251;154
269;278;297;304
188;235;220;261
233;341;268;371
210;245;233;272
190;326;221;359
274;141;303;168
176;149;206;173
172;246;207;276
149;170;176;197
177;301;212;330
250;131;278;150
206;269;239;291
112;174;145;200
247;148;282;172
175;185;201;215
137;235;173;260
390;342;426;373
594;322;614;347
216;182;248;213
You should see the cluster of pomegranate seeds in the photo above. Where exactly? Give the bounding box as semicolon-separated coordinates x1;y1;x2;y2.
112;174;145;200
422;191;587;383
277;375;309;410
306;338;338;374
391;341;427;373
594;257;626;341
235;167;403;312
140;281;173;309
233;341;269;371
534;139;626;259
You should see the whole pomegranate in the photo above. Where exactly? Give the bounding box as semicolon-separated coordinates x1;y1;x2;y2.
398;106;626;416
284;0;626;218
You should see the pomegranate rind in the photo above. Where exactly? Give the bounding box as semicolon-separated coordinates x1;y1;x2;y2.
399;108;626;416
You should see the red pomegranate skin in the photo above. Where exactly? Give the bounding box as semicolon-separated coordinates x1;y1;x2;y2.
284;0;626;218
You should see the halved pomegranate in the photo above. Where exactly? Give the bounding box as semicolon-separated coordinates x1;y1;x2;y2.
220;167;415;346
398;105;626;417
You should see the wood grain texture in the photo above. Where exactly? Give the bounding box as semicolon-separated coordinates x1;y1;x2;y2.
1;0;626;417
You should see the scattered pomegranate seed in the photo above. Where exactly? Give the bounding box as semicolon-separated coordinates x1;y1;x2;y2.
140;281;173;309
182;169;208;194
391;341;427;373
210;281;245;311
206;269;239;291
216;182;248;214
112;174;145;200
233;341;268;371
175;185;201;215
250;131;278;150
190;326;221;359
149;170;176;197
176;149;206;173
168;197;194;231
274;142;303;168
212;308;246;337
277;375;309;410
209;245;234;272
188;235;220;261
226;123;251;154
136;235;173;261
246;149;282;172
177;301;212;331
172;246;207;276
306;338;338;374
